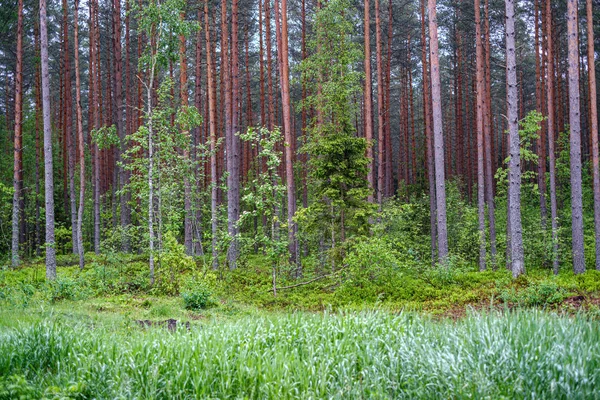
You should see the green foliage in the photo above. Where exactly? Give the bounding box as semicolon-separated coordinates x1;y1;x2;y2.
500;279;568;307
181;281;213;311
495;110;545;196
298;0;375;258
91;124;119;150
239;126;288;267
1;312;599;398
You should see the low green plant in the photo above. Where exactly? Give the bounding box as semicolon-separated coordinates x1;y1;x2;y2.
181;281;213;310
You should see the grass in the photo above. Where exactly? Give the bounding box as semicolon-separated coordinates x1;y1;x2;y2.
0;310;599;399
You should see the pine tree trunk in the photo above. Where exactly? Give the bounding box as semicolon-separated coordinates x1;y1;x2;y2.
505;0;524;278
11;0;23;268
483;0;496;268
567;0;586;274
41;0;56;279
545;0;559;273
180;12;193;257
428;0;449;262
73;0;86;270
205;0;219;269
364;0;374;201
586;0;600;270
421;0;437;263
375;0;385;207
279;0;300;271
475;0;487;271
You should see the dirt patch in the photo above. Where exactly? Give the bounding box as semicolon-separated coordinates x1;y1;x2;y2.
135;319;190;331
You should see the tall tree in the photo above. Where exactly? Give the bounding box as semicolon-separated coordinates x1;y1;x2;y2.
375;0;384;207
483;0;496;267
427;0;448;262
41;0;56;279
205;0;219;269
180;10;193;256
505;0;524;277
364;0;374;202
587;0;600;270
227;0;241;268
421;0;436;262
278;0;300;269
567;0;585;274
475;0;486;271
73;0;86;270
545;0;559;273
11;0;23;268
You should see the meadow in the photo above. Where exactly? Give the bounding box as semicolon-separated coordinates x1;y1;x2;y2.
1;310;599;399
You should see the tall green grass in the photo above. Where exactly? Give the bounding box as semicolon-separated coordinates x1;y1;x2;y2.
1;311;599;399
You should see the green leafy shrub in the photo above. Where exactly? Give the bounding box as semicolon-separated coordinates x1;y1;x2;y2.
500;280;568;307
181;282;213;310
46;277;91;302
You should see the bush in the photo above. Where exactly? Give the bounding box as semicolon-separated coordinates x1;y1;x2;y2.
500;280;568;307
181;282;213;310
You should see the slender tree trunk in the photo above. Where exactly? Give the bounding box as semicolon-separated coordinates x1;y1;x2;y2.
276;0;300;270
375;0;385;207
587;0;600;270
483;0;496;268
11;0;24;268
41;0;56;278
421;0;436;262
205;0;219;269
90;0;101;254
505;0;524;277
567;0;585;274
428;0;448;262
73;0;86;270
545;0;559;273
475;0;487;271
364;0;374;201
179;12;193;256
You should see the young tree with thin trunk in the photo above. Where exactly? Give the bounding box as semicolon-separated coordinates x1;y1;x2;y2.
41;0;56;279
73;0;86;270
587;0;600;270
427;0;448;263
364;0;374;202
545;0;559;273
11;0;23;268
567;0;585;274
505;0;524;277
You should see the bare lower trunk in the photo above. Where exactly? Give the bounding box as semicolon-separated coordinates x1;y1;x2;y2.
567;0;585;274
364;0;374;202
11;0;23;268
375;0;384;207
545;0;559;273
279;0;300;272
421;0;436;263
475;0;487;271
427;0;448;263
505;0;524;277
41;0;56;279
73;0;85;270
587;0;600;270
205;0;219;269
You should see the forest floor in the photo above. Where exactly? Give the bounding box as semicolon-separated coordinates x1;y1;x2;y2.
1;252;600;325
